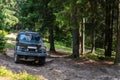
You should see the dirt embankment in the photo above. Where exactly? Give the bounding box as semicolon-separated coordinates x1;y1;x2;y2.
0;49;120;80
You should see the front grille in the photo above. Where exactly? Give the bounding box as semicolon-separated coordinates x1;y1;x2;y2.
38;50;42;53
28;49;36;52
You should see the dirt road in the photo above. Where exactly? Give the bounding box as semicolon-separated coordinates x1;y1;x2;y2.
0;49;120;80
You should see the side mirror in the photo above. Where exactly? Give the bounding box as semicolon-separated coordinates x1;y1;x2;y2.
16;37;19;41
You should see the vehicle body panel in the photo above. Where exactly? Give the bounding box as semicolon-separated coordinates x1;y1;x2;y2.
14;30;47;64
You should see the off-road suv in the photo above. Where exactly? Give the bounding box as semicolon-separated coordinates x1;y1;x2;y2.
14;30;47;65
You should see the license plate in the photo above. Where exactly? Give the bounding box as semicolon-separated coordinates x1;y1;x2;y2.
28;46;37;49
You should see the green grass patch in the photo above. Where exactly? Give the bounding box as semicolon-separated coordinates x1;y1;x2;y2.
96;48;105;54
85;51;115;61
44;41;72;51
55;42;72;51
5;43;15;49
97;56;115;61
85;52;100;61
5;36;16;49
0;66;40;80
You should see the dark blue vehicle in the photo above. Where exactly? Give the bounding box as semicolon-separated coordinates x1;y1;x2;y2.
14;30;47;65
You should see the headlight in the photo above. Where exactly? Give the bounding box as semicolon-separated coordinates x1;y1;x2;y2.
41;46;46;50
17;46;21;50
39;46;46;53
16;46;26;51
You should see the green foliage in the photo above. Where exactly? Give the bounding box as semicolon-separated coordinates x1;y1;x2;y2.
3;9;18;27
0;0;18;31
0;66;40;80
2;0;117;59
54;26;72;47
0;30;8;35
19;0;42;30
0;66;13;77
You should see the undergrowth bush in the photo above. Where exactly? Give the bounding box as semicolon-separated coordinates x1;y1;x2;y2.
0;30;8;35
0;66;40;80
85;52;99;61
0;66;13;77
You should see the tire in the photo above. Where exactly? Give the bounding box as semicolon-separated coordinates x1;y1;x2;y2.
14;53;20;63
39;57;45;65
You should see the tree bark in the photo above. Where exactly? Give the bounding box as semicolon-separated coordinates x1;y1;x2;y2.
71;0;79;58
44;0;56;52
49;26;56;52
72;28;79;58
91;25;95;53
81;18;85;55
115;0;120;64
104;0;112;57
89;0;96;54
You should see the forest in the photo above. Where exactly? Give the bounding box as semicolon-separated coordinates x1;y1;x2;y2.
0;0;120;65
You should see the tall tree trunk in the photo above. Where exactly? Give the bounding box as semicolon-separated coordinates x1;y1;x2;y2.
104;0;112;57
49;26;56;52
71;0;79;58
72;28;79;58
90;0;96;54
79;23;81;55
44;0;56;52
91;25;95;53
115;28;120;65
81;18;85;55
115;0;120;64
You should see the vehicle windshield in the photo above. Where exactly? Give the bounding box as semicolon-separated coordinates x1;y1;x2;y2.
19;33;42;43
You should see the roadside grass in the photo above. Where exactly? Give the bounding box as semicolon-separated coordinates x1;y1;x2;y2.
5;36;15;49
5;43;15;49
85;48;115;61
45;41;72;51
85;52;100;61
0;66;40;80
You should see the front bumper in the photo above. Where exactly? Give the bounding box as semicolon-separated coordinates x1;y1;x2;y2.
15;51;47;57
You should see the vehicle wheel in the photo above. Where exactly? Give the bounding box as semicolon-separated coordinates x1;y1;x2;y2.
39;57;45;65
14;54;20;63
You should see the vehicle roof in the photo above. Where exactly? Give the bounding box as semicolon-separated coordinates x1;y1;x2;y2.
18;30;39;34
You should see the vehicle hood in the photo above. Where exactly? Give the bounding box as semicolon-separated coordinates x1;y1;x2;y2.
17;40;42;46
